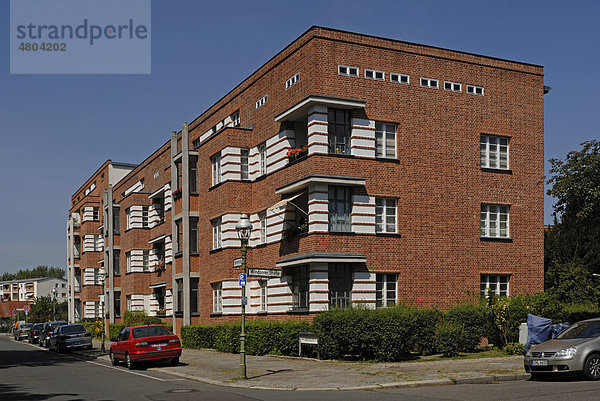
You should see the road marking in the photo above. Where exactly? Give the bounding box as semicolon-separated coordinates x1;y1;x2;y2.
12;337;184;382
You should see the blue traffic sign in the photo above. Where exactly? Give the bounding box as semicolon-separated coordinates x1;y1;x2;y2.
239;273;247;287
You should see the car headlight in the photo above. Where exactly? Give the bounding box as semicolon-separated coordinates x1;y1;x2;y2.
555;347;577;357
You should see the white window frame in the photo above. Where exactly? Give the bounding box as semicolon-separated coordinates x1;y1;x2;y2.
390;73;409;85
480;204;510;238
94;235;102;252
255;95;268;109
211;154;221;186
142;250;150;272
338;65;359;77
126;251;132;273
286;73;299;89
126;295;132;311
212;218;222;250
376;273;397;307
480;134;509;170
240;148;249;180
365;69;384;81
259;211;266;244
142;206;149;228
375;198;397;233
258;143;267;176
212;282;222;313
230;111;240;127
375;122;397;159
259;280;267;312
444;81;462;92
126;207;132;229
93;269;101;285
481;274;509;297
420;77;439;89
92;207;99;221
467;84;484;95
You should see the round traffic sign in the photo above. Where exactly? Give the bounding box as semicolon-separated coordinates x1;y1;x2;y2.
23;304;30;313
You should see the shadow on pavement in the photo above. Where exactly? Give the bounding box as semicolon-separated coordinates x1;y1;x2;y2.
0;383;79;401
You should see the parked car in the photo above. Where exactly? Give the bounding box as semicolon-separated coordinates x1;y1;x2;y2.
109;325;181;370
48;324;92;352
525;318;600;379
40;321;68;348
28;323;44;344
13;322;32;341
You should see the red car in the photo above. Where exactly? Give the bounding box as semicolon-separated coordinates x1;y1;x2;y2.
109;325;181;370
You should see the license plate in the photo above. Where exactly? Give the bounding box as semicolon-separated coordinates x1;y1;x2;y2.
157;346;162;350
531;359;548;366
151;343;167;347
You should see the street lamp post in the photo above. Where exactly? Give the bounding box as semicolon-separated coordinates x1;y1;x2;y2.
99;270;107;354
236;214;252;380
51;287;57;321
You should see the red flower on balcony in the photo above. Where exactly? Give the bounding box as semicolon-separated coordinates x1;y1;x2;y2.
286;145;308;160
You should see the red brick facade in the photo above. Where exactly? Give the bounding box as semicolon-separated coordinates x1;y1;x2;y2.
68;27;545;330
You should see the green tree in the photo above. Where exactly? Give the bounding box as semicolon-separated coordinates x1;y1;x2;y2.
0;266;65;281
28;295;68;323
545;140;600;302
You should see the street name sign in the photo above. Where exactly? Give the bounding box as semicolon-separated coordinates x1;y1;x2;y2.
247;268;282;278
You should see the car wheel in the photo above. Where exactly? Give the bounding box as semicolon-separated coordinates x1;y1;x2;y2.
109;351;119;366
584;354;600;380
169;357;179;366
126;353;135;370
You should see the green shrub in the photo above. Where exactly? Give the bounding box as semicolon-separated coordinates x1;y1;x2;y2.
412;308;442;355
122;311;163;326
434;319;465;357
503;342;525;355
81;318;103;338
446;302;487;351
109;323;125;339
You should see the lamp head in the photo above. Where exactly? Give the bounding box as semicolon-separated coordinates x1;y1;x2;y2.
236;214;253;244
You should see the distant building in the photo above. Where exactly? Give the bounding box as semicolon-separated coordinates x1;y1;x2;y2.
67;26;546;331
0;277;68;303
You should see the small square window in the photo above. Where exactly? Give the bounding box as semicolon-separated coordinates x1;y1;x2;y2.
338;65;359;77
365;69;384;81
420;77;438;89
390;73;409;84
255;95;268;109
444;81;462;92
467;84;484;95
286;73;299;89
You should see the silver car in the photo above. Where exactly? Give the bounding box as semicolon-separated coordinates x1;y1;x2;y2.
524;318;600;379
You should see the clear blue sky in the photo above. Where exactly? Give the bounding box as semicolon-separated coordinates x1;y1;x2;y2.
1;0;598;274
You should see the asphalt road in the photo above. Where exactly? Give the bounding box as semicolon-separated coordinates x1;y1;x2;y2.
2;334;600;400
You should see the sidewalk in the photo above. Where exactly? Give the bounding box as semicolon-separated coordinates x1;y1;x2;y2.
91;339;529;391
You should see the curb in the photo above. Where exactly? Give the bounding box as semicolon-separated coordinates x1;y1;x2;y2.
155;366;531;391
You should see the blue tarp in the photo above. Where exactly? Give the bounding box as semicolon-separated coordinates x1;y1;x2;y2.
525;314;553;352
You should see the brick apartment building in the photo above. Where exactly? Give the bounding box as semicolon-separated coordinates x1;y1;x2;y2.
66;27;546;332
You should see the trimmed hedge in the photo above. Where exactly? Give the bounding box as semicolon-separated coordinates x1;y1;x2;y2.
181;320;311;356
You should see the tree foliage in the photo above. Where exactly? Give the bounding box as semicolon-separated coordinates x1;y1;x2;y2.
28;295;68;323
545;140;600;302
0;266;65;282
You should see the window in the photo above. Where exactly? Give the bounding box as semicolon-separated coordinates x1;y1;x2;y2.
329;264;352;309
467;84;484;95
259;212;266;244
154;288;165;311
420;77;438;88
114;291;121;317
189;157;198;193
126;207;132;229
259;280;267;312
240;149;249;180
338;65;359;77
480;135;509;170
212;282;222;313
92;207;99;221
212;218;222;249
190;217;198;254
375;198;397;233
190;278;199;314
328;108;351;155
444;81;462;92
126;252;132;273
142;206;149;228
126;295;132;311
142;250;150;272
480;204;510;238
365;69;384;81
230;111;240;127
481;274;509;297
328;186;352;232
286;73;299;88
176;279;183;313
256;95;268;109
152;197;164;223
113;250;120;276
291;265;309;310
375;122;396;158
390;73;409;84
93;302;100;317
211;154;221;186
113;207;120;234
93;269;101;285
94;235;103;251
258;143;266;175
376;274;397;307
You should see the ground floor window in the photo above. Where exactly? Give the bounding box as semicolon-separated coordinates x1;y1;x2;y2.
291;265;309;310
190;278;199;314
329;263;352;309
376;273;397;307
114;291;121;317
176;279;183;313
259;280;267;312
481;274;510;297
154;287;165;312
212;282;222;313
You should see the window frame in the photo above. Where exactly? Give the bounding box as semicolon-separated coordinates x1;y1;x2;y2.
467;84;484;95
481;274;510;297
255;95;268;109
329;263;352;309
211;153;221;186
327;108;351;155
376;273;397;307
126;251;132;273
444;81;462;92
480;134;509;170
212;217;222;250
390;73;409;84
420;77;439;89
338;65;359;77
328;186;352;232
480;204;510;238
286;73;299;89
365;68;385;81
290;265;309;310
375;197;397;234
258;143;267;176
142;250;150;272
142;206;149;228
212;282;223;313
240;148;249;180
375;122;397;159
259;280;267;312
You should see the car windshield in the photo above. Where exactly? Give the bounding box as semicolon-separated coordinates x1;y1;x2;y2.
62;325;86;334
132;326;171;338
33;324;43;329
557;321;600;339
22;324;32;328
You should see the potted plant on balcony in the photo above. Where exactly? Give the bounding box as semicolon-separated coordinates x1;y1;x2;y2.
287;145;308;163
155;260;166;273
157;308;166;317
172;188;182;200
